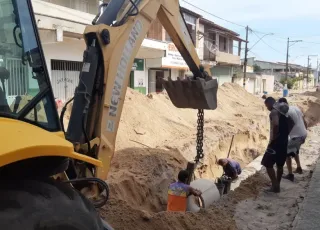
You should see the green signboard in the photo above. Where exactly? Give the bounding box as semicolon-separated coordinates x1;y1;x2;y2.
132;58;144;71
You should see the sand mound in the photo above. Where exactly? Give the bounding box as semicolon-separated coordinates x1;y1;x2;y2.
101;172;269;230
108;147;187;213
62;83;270;227
101;83;269;221
284;91;320;127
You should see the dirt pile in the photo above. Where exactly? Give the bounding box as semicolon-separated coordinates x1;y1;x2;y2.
116;83;269;178
63;83;270;228
281;91;320;127
98;83;270;227
100;172;269;230
107;147;187;213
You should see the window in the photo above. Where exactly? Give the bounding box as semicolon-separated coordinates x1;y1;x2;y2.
182;13;197;45
219;36;227;52
0;0;59;131
183;13;196;25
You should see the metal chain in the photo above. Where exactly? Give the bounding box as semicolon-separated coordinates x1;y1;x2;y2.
195;109;204;163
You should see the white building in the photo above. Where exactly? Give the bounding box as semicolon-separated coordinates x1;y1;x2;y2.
33;0;244;101
33;0;166;101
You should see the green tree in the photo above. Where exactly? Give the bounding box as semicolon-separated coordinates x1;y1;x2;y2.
253;64;262;73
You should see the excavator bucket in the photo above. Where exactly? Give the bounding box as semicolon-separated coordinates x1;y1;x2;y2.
162;77;218;110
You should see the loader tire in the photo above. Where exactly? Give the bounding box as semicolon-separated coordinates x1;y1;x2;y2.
0;178;105;230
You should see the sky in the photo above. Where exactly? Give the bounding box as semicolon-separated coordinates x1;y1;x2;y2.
180;0;320;68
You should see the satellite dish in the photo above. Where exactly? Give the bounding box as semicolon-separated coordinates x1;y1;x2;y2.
204;40;218;55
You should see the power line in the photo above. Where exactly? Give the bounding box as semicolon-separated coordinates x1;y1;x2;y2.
181;0;246;28
252;31;285;55
181;0;320;43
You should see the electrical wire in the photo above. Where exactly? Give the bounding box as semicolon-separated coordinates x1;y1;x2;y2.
182;0;320;45
181;0;246;28
252;31;285;55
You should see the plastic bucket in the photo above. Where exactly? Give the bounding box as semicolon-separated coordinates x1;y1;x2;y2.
215;183;225;196
222;180;231;194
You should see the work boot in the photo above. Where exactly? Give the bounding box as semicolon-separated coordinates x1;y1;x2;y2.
283;174;294;182
294;167;303;174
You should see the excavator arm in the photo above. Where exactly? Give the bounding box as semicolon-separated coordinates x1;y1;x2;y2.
64;0;218;191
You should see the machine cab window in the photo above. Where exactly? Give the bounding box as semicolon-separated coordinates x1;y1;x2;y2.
0;0;60;131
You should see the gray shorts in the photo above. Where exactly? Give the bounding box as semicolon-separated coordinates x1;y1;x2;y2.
287;136;306;157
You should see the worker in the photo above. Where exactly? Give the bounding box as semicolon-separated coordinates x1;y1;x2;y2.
217;158;242;180
279;98;307;182
261;97;294;193
167;170;202;212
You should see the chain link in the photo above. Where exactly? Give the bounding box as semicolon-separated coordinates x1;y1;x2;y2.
195;109;204;163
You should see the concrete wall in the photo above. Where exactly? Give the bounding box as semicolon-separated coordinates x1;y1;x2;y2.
211;66;233;86
261;75;274;93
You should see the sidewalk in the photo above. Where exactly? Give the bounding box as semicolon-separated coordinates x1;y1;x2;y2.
293;158;320;230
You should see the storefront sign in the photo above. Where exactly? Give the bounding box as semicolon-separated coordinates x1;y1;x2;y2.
162;43;188;69
132;58;144;71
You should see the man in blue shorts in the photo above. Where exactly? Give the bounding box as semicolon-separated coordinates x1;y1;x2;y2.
261;97;294;193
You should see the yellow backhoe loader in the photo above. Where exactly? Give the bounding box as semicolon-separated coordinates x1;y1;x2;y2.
0;0;218;229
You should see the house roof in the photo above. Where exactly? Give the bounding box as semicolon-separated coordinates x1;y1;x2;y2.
199;18;246;42
179;6;245;42
180;6;202;18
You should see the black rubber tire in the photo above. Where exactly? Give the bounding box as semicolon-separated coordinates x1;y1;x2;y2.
0;178;105;230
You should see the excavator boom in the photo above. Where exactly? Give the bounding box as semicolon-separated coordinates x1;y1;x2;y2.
65;0;218;182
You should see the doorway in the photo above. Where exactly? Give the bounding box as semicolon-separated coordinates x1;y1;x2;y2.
156;71;164;93
128;71;134;89
262;79;266;92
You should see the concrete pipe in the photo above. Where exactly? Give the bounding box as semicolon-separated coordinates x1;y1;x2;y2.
186;178;220;212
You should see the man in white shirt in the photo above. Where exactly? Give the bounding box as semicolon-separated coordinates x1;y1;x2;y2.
279;98;308;182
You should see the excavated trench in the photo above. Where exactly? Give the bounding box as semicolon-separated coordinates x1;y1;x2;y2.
107;128;269;214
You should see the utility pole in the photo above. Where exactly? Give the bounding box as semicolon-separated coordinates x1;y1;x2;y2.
285;38;289;82
243;26;249;88
307;57;310;90
284;39;302;94
306;55;318;89
317;58;319;85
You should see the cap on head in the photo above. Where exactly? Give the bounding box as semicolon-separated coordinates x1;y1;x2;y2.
273;102;289;117
178;170;189;183
278;97;288;105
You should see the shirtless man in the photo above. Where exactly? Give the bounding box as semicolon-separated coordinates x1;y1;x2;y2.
261;97;294;193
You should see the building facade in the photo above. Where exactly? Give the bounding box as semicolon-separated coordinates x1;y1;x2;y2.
246;57;315;89
32;0;243;102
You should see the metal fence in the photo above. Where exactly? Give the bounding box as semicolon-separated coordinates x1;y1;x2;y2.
51;59;82;102
5;58;29;105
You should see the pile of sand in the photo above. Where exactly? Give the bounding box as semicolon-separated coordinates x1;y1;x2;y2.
116;83;269;177
63;83;270;227
273;90;320;128
102;83;270;222
100;172;269;230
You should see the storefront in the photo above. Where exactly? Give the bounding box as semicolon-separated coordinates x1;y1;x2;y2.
129;58;147;94
146;43;189;94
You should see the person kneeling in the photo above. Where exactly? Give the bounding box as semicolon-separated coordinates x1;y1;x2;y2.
217;158;242;180
167;170;202;212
